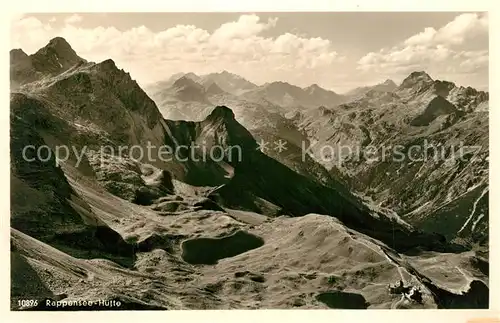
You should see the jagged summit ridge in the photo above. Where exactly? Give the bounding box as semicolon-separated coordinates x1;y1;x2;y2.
399;71;434;89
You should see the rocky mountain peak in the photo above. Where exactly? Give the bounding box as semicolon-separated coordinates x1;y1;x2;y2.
266;81;298;92
305;83;322;93
198;70;257;94
219;70;237;77
409;71;432;80
10;48;29;61
91;59;124;77
30;37;85;74
381;79;397;87
186;105;258;153
402;71;433;84
183;72;200;81
34;37;80;61
170;76;207;103
205;81;225;95
47;36;73;51
10;49;32;75
99;58;117;69
173;75;201;89
206;105;236;121
432;80;456;97
398;71;434;91
90;59;140;87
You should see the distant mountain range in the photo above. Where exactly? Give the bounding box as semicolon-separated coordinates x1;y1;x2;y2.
146;71;347;110
10;37;489;310
344;79;398;99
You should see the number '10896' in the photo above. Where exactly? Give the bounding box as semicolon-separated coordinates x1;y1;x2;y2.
18;299;39;307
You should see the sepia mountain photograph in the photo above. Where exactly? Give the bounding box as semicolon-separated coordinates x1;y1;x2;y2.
9;12;489;310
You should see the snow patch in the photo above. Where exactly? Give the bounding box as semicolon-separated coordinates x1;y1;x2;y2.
458;187;488;234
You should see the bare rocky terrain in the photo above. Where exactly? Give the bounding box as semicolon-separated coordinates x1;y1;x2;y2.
10;38;489;310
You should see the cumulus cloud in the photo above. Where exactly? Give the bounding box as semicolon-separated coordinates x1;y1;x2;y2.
64;14;83;25
357;13;488;87
10;16;53;50
10;13;489;91
10;14;344;89
435;13;488;45
211;15;276;41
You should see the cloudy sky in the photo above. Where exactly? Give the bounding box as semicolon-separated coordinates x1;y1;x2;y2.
10;12;488;92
